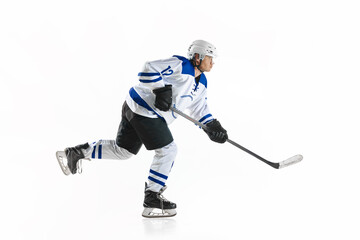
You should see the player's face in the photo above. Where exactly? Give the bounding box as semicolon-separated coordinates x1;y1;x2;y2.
200;55;214;72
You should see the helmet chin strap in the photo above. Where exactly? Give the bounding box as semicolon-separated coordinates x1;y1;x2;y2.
193;59;203;73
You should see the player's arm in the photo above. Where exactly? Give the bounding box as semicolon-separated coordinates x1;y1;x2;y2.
190;93;228;143
139;60;175;111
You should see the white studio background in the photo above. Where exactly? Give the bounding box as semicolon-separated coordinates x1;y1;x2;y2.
1;0;359;239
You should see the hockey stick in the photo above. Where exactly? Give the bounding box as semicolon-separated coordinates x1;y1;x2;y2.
170;106;303;169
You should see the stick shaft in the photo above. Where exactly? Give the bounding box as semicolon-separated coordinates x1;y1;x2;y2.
171;107;207;129
225;139;278;168
170;107;280;169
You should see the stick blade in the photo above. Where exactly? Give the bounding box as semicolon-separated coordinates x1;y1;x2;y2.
278;154;303;169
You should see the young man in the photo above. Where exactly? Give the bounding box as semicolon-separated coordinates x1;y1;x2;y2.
56;40;228;218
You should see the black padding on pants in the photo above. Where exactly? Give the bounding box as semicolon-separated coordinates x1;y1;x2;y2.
116;102;174;154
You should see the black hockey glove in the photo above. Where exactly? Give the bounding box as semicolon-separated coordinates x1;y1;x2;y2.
153;85;172;111
204;119;228;144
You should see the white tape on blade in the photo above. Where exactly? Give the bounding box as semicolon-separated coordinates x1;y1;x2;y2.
279;154;303;169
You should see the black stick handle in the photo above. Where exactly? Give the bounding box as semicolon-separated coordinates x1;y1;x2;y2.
225;139;279;169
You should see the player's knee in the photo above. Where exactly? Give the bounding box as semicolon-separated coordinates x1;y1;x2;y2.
115;145;134;160
155;141;177;158
168;141;177;158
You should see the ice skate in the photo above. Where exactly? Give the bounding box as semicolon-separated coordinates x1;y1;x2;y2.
56;143;90;175
142;183;177;218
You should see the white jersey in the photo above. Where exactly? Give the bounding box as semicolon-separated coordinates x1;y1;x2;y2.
126;55;214;125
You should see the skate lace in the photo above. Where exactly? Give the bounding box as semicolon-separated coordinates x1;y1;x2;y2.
158;193;169;202
158;186;169;201
157;186;171;210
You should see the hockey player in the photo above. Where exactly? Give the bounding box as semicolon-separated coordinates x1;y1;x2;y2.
56;40;228;218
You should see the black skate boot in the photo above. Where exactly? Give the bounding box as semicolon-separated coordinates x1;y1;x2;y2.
64;143;89;174
142;183;177;218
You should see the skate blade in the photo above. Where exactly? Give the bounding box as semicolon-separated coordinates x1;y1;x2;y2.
56;151;71;176
142;208;177;218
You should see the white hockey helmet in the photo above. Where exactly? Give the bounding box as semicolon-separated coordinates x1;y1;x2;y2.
187;40;218;60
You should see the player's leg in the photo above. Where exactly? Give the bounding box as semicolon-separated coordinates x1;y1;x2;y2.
57;102;142;175
142;141;178;218
83;139;134;160
146;141;177;192
127;110;177;217
87;102;143;161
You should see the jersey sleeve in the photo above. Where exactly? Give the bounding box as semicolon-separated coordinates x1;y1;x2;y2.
189;90;214;126
137;58;180;90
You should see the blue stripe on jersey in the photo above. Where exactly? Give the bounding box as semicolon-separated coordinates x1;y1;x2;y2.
129;87;164;120
148;176;165;186
171;104;177;119
199;114;212;123
173;55;208;88
92;146;96;158
180;95;194;101
203;119;214;125
139;76;162;83
150;169;168;180
173;55;195;77
138;72;160;77
199;74;208;88
98;144;102;159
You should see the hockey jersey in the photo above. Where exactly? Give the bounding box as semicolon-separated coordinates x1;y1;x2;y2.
126;55;214;125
